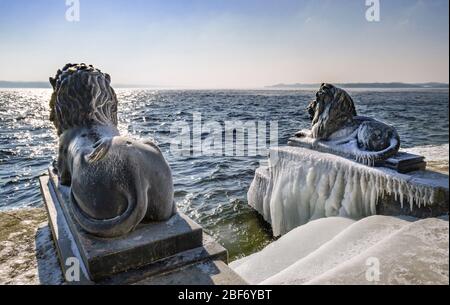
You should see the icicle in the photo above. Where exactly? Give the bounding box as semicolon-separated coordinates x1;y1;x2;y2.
250;147;441;236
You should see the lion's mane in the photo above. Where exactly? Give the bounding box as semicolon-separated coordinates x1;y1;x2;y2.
308;83;357;139
49;63;118;135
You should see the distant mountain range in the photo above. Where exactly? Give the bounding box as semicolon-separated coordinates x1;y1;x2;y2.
266;82;449;89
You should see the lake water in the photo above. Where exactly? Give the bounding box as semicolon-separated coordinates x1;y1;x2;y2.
0;88;448;259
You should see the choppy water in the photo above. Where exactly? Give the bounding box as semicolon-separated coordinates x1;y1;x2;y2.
0;88;448;259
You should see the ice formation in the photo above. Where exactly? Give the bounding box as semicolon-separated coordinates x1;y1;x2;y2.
229;217;355;284
305;217;449;285
230;215;449;285
248;146;447;236
294;128;400;167
261;215;411;285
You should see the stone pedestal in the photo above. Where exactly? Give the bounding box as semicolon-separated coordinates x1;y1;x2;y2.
288;136;427;173
39;168;246;285
248;146;449;236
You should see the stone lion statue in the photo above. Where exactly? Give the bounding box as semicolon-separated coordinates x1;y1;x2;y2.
49;63;175;237
295;83;400;166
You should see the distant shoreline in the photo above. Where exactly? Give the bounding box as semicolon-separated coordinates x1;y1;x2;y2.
1;81;448;90
265;82;449;90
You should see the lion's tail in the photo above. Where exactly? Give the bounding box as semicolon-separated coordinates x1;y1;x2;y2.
69;188;148;238
315;132;400;167
353;134;400;166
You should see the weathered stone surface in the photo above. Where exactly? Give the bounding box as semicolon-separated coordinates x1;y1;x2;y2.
384;152;426;173
135;260;247;285
40;176;94;284
99;234;228;285
376;192;449;218
44;172;203;281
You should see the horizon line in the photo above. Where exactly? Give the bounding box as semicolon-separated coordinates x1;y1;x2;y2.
0;80;448;90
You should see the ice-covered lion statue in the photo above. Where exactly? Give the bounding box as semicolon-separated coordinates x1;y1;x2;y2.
49;63;175;237
295;83;400;166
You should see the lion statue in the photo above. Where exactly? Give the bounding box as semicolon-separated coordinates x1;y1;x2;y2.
49;63;175;237
295;83;400;166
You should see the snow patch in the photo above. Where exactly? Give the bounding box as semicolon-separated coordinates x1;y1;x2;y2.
231;216;448;285
404;144;449;163
306;217;449;285
261;215;412;284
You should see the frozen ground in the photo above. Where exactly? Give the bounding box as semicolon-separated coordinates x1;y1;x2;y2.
404;144;449;174
0;208;63;285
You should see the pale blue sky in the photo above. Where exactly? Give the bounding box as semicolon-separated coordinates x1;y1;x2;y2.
0;0;448;88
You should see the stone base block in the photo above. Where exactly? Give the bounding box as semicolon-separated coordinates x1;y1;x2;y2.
135;260;247;285
40;172;245;285
43;170;203;281
288;136;427;173
99;234;229;285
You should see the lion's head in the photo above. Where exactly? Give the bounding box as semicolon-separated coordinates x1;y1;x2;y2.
307;83;357;139
49;63;118;135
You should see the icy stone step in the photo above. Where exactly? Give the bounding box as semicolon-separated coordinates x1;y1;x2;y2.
306;217;449;285
229;217;355;284
232;216;449;285
261;215;412;284
384;152;426;173
134;260;247;285
98;233;229;285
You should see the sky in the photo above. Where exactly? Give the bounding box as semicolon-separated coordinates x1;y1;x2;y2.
0;0;448;88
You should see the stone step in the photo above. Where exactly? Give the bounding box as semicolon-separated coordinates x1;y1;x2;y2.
384;152;426;173
135;260;247;285
42;172;203;282
39;175;93;284
99;234;228;285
